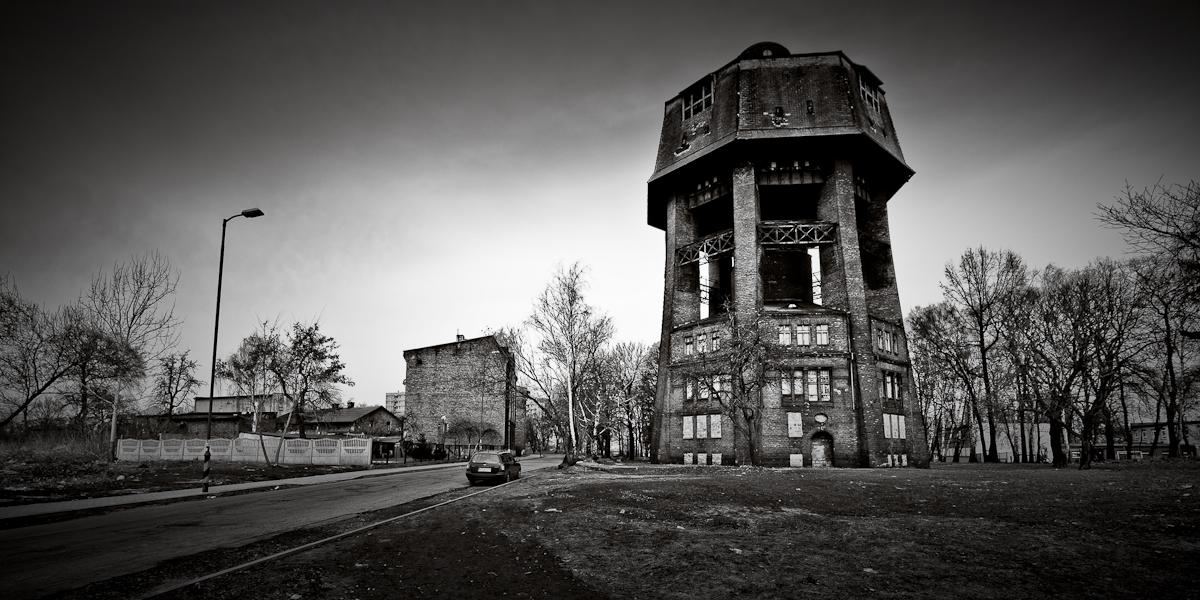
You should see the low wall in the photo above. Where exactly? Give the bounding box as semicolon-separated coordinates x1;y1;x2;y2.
116;437;372;466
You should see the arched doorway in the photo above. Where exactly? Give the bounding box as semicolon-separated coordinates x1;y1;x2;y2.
811;432;833;467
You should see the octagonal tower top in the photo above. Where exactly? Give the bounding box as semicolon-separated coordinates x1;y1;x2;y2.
647;43;913;230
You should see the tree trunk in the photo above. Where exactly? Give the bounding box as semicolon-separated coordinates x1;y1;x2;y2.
1049;416;1067;468
1103;406;1116;461
108;382;121;462
1079;411;1096;470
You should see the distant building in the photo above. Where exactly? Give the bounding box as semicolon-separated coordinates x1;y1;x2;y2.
281;404;404;436
157;393;289;438
194;394;288;414
403;334;527;455
385;392;406;416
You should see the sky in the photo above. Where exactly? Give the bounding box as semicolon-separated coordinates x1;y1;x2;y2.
2;1;1197;408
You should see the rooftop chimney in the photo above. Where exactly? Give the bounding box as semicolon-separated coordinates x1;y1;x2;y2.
456;334;466;342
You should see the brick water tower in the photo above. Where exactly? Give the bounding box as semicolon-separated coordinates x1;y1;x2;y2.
648;42;929;468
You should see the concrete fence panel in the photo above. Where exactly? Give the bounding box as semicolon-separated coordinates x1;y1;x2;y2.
162;436;184;458
232;438;262;462
118;439;140;461
184;439;208;460
117;437;376;466
209;438;233;461
283;439;312;465
140;439;162;460
312;439;340;465
341;439;370;466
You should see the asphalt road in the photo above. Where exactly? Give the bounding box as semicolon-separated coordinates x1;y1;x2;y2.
0;453;563;600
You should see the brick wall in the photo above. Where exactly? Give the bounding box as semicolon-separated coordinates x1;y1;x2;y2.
402;335;524;452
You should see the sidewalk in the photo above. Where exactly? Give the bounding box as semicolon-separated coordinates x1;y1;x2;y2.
0;460;465;521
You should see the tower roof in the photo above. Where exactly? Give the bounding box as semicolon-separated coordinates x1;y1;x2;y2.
646;43;913;230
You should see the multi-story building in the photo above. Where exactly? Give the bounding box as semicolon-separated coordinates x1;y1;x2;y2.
402;334;527;455
384;391;405;416
648;42;929;468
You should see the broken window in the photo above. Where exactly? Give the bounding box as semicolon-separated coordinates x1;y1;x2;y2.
682;77;714;121
881;371;903;411
779;325;792;346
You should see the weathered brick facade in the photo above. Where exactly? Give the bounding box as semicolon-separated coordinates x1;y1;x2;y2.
649;43;929;468
402;335;527;454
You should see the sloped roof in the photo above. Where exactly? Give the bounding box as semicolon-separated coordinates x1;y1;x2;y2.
305;406;397;424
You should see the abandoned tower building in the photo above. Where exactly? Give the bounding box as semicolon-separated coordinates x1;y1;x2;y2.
649;42;929;468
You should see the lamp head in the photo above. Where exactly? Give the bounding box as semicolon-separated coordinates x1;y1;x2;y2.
241;208;265;218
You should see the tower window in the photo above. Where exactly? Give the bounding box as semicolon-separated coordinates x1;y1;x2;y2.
796;324;811;346
780;368;831;403
858;76;881;114
682;79;714;120
881;371;903;411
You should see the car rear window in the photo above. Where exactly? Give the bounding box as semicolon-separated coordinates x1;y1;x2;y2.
471;453;501;463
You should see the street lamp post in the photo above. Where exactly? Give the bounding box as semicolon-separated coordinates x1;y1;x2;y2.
204;207;264;492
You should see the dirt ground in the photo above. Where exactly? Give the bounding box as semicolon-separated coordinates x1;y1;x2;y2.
0;455;445;506
41;459;1200;600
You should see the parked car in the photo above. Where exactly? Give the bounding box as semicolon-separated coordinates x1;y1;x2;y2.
466;450;521;485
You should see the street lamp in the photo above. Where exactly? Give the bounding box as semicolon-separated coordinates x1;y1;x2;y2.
204;207;264;492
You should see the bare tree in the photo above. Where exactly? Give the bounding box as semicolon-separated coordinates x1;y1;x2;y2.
941;247;1030;462
908;302;986;462
512;263;613;467
601;341;655;459
153;350;203;418
1098;180;1200;287
1127;256;1199;457
267;321;354;440
0;278;81;431
81;252;180;458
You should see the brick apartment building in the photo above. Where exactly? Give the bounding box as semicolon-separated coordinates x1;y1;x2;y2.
648;42;929;468
402;335;527;455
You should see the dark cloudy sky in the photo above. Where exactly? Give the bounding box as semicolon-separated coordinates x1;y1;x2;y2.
2;1;1196;406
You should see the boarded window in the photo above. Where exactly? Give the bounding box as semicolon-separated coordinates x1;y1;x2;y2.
787;412;804;437
696;414;708;439
709;415;722;438
683;416;694;439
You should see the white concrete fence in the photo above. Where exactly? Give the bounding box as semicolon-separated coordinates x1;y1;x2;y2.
116;437;372;466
